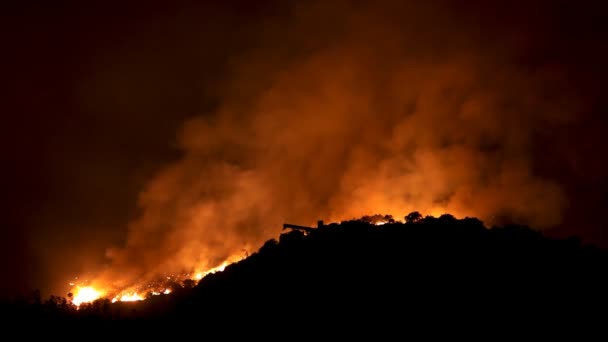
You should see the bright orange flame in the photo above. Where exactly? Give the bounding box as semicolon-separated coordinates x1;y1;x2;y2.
72;286;102;306
112;292;144;303
208;261;229;273
191;260;231;281
69;254;239;304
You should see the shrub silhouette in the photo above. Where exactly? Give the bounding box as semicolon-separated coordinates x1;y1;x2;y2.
3;213;608;326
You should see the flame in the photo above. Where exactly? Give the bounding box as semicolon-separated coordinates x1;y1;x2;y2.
68;216;468;306
205;260;230;274
112;292;144;303
68;257;238;306
189;259;233;283
72;286;102;306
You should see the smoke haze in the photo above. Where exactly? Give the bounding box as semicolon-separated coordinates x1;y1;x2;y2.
3;0;606;295
97;1;580;288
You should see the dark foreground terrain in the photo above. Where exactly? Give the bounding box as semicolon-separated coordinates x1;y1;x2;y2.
3;213;608;328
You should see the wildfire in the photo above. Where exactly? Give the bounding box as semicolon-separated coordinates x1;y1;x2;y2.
71;214;465;307
112;292;144;303
201;260;230;275
68;257;239;307
72;286;102;306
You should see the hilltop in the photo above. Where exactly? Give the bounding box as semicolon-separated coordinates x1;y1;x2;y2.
4;213;608;325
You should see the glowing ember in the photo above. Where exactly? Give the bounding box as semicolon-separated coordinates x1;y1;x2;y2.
72;286;102;306
114;292;144;302
68;255;239;305
190;260;231;283
65;217;476;306
208;261;229;274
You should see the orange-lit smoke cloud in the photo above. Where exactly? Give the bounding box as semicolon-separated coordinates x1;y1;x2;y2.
98;1;580;287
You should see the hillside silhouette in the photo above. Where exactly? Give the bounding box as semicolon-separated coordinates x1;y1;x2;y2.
4;213;608;326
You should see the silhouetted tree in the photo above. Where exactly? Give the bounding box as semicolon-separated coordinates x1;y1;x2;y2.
461;217;485;230
183;279;196;289
405;211;422;223
360;214;394;224
439;214;456;222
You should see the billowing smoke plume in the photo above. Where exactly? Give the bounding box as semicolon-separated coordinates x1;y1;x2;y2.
97;1;580;287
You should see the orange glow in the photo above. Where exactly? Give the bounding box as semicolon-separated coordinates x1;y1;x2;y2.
69;213;481;307
428;207;449;218
70;214;481;306
69;257;238;305
207;260;229;273
189;259;234;283
55;2;574;316
72;286;102;306
113;292;144;303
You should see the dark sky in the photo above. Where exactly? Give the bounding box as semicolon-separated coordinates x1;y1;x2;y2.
1;0;607;297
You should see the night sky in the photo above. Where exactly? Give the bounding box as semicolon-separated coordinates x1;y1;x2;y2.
2;0;607;297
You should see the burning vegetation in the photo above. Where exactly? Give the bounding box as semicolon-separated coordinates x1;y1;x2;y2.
65;210;450;306
68;259;235;307
5;214;608;324
65;211;453;306
60;209;527;307
17;0;598;303
55;0;579;300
